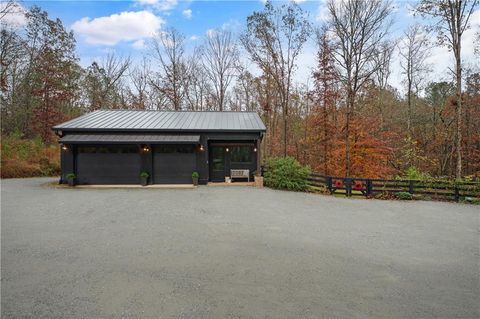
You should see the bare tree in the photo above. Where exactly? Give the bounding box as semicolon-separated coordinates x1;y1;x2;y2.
201;29;238;111
0;0;22;21
99;54;130;109
84;53;130;110
129;57;150;110
399;24;431;134
151;28;189;110
184;47;212;111
372;40;396;90
327;0;393;176
371;40;396;130
416;0;479;179
241;0;311;156
102;53;130;93
233;64;257;112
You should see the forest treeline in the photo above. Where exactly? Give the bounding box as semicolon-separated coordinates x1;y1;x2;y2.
1;0;479;179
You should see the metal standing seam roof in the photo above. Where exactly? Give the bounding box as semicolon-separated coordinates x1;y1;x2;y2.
53;110;267;132
59;134;201;144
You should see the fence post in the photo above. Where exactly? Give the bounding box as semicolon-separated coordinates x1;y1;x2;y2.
345;178;352;197
326;176;332;193
366;179;372;196
409;180;415;194
454;184;459;202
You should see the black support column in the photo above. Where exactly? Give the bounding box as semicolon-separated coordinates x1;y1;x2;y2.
140;144;153;185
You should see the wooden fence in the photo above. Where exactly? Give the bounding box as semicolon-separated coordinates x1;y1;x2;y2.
306;173;480;202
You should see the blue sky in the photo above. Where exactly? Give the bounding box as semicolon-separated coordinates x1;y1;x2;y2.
23;0;323;66
5;0;480;90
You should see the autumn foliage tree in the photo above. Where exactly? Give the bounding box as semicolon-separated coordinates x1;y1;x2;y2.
326;0;394;176
1;6;80;142
416;0;479;178
308;29;338;175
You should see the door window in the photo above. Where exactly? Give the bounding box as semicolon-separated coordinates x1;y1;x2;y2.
212;147;225;170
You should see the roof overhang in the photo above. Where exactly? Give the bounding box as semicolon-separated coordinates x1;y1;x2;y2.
59;134;201;144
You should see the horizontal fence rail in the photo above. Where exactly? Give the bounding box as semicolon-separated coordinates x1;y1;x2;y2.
320;175;480;201
261;166;480;202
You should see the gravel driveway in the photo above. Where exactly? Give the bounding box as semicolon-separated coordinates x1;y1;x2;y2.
1;177;479;318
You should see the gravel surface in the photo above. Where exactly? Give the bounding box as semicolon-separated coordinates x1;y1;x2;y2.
1;177;479;318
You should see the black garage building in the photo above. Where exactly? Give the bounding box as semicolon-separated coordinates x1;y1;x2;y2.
53;110;266;185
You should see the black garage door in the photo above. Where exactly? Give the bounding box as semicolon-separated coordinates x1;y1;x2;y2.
153;145;196;184
76;145;141;184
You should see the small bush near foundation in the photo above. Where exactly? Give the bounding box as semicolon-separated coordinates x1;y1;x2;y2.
264;157;311;191
395;192;413;200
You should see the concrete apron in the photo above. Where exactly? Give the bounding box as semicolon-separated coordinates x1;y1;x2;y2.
53;184;196;189
207;182;255;187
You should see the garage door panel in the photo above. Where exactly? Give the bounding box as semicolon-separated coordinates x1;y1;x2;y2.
153;146;196;184
76;146;141;184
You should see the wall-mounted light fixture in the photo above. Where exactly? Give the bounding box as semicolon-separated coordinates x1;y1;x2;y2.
142;145;150;152
225;147;230;152
253;147;257;152
199;144;205;151
61;144;68;151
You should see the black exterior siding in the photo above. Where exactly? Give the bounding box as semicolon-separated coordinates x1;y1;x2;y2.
59;131;263;185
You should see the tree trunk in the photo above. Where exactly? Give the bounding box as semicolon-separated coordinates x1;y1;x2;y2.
455;52;462;179
323;83;329;175
283;92;288;157
407;76;412;134
345;89;353;177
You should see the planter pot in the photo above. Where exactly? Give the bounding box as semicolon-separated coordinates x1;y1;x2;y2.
67;178;76;187
140;176;149;186
192;176;199;186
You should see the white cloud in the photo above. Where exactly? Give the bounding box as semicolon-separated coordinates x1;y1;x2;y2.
135;0;160;4
316;0;330;22
0;2;27;28
189;35;198;41
417;9;480;85
206;28;219;38
221;19;241;32
132;39;146;49
388;9;480;93
182;9;192;19
72;11;164;46
134;0;178;12
292;42;317;85
462;9;480;59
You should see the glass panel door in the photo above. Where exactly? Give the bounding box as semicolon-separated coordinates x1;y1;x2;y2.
210;146;225;182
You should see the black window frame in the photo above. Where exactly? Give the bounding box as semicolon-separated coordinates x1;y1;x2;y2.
77;145;139;154
230;145;254;164
154;145;195;154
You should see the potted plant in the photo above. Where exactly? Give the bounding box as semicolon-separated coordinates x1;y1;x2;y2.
66;173;76;187
140;171;149;186
192;171;199;186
